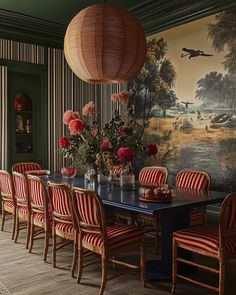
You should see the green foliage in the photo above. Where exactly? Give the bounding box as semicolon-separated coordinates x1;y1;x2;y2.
208;8;236;75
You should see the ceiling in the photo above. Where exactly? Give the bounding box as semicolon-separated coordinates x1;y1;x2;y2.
0;0;235;48
0;0;142;25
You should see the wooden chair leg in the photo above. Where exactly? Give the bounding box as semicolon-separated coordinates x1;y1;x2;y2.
29;219;34;253
26;218;31;249
77;247;84;283
99;255;108;295
11;211;16;240
172;238;177;293
219;258;225;295
141;240;146;288
14;215;20;243
52;229;56;268
1;208;5;231
43;229;50;262
71;238;78;278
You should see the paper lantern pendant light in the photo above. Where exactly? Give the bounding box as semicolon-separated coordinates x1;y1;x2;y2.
64;4;147;84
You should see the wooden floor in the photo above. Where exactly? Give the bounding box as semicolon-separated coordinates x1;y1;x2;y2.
0;219;235;295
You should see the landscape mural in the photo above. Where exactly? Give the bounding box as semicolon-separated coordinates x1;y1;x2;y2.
129;7;236;190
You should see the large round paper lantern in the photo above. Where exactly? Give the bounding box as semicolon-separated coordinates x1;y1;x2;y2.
64;4;147;84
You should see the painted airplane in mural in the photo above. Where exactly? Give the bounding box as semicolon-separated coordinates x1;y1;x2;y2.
181;101;194;108
181;48;213;59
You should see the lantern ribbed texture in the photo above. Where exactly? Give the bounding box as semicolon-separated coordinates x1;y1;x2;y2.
64;4;147;84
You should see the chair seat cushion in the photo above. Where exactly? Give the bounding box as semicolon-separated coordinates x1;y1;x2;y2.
3;200;14;209
174;225;236;256
33;212;52;224
55;222;74;234
83;224;144;250
18;206;29;216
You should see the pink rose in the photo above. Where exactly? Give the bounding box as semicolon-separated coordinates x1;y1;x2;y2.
82;101;97;116
117;147;133;163
68;118;84;135
147;144;158;156
63;110;80;125
100;138;113;151
59;137;70;148
61;167;76;177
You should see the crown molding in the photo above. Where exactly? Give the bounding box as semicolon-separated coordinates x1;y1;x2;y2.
130;0;236;35
0;9;66;48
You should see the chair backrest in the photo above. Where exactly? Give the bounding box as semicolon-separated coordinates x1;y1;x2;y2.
12;171;30;210
0;170;14;199
12;162;41;174
219;192;236;253
72;187;106;240
176;169;210;190
27;174;49;213
139;166;168;187
48;182;73;222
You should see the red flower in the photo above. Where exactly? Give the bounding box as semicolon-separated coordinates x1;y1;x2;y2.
118;127;127;135
68;118;84;135
61;167;76;177
117;147;133;163
59;137;70;148
147;144;158;156
100;138;113;151
63;110;80;125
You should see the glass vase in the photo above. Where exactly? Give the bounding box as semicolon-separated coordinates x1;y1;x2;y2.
120;174;135;189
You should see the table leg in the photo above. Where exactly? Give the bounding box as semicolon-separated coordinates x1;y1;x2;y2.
146;208;190;281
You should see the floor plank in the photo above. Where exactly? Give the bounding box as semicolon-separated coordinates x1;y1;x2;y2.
0;220;235;295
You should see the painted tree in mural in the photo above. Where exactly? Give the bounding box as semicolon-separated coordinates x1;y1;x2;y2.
196;72;236;108
128;38;177;134
208;8;236;75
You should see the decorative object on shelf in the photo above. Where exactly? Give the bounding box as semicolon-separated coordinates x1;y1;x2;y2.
13;92;32;111
64;4;147;84
61;167;77;179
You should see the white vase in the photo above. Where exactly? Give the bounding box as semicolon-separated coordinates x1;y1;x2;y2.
120;174;135;189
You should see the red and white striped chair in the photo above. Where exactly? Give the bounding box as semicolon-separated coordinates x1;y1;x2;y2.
48;182;78;277
0;170;16;239
72;187;146;295
27;175;52;261
12;162;41;174
172;192;236;295
176;169;210;226
137;166;168;253
12;171;31;248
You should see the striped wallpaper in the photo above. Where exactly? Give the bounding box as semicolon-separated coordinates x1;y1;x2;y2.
0;66;8;170
47;48;126;172
0;38;126;172
0;38;45;64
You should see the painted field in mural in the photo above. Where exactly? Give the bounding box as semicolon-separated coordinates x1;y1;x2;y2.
131;8;236;189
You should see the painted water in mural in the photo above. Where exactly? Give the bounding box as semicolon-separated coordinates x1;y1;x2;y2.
129;8;236;189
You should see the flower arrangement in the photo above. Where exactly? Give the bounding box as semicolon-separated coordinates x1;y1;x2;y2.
59;93;158;177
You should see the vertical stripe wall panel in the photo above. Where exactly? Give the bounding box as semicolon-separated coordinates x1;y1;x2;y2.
0;38;45;64
0;66;8;170
47;47;126;172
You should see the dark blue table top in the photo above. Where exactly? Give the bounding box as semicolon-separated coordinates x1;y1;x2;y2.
44;174;227;215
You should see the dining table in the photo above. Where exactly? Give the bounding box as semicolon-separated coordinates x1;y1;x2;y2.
42;174;228;281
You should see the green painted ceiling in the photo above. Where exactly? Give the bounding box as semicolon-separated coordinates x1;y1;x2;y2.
0;0;142;25
0;0;235;48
